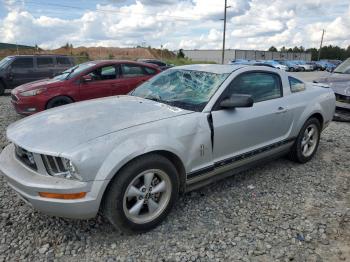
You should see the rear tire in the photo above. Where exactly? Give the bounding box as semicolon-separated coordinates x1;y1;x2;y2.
46;96;73;109
102;154;179;234
289;118;321;163
0;82;5;96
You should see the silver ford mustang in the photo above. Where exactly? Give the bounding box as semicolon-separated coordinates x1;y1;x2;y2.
0;64;335;233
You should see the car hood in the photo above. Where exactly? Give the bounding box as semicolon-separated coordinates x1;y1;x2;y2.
7;96;192;155
314;73;350;96
12;78;63;94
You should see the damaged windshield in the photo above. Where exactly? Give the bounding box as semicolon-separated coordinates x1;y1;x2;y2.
333;58;350;74
131;69;229;111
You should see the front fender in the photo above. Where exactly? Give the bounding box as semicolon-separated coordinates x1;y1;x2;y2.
94;133;187;181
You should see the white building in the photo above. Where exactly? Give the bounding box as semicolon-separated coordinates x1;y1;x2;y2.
183;49;312;64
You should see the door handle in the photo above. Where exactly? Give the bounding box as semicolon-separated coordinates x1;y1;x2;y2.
276;106;288;114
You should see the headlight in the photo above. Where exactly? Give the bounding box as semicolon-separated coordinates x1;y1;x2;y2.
20;87;47;97
42;155;82;181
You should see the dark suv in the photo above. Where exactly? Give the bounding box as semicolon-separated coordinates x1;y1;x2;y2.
0;55;75;95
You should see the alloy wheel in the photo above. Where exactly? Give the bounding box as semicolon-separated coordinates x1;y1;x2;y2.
301;123;319;157
123;169;172;224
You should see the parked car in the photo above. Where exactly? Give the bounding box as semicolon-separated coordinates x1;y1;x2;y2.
309;61;323;71
294;60;314;71
314;57;350;121
262;60;288;71
10;60;160;115
0;64;335;233
228;59;250;65
137;59;173;71
317;60;337;72
279;60;301;72
0;55;75;95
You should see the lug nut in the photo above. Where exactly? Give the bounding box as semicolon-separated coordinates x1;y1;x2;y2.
142;188;146;192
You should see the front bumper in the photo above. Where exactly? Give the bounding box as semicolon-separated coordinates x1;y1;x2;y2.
11;94;46;115
0;144;109;219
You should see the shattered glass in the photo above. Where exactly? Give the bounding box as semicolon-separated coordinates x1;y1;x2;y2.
131;69;229;111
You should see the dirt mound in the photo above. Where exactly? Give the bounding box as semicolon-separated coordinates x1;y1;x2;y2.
0;46;175;61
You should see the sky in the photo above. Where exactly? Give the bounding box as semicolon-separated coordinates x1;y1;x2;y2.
0;0;349;51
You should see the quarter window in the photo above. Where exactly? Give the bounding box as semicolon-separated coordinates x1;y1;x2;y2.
144;66;157;75
122;64;146;77
289;76;306;93
37;57;54;67
11;58;34;69
228;72;282;103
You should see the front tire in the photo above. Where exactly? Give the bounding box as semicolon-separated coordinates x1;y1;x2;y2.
102;154;179;233
289;118;321;163
46;96;73;109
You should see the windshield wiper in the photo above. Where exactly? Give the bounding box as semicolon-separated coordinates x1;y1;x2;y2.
65;66;78;79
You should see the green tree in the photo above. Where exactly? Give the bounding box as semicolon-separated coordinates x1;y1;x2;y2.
177;49;185;59
268;46;278;52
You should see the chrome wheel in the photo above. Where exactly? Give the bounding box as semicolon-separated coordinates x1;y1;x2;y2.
123;169;172;224
301;123;319;157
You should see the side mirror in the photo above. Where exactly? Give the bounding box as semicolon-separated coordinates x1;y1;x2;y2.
81;75;93;83
220;94;254;109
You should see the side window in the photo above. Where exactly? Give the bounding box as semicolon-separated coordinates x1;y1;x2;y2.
289;76;306;92
56;57;71;66
87;65;117;81
228;72;282;103
143;66;157;75
37;57;54;68
11;58;34;69
121;64;146;77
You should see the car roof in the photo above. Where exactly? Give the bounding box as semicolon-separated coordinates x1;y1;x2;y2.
174;64;246;74
87;60;160;69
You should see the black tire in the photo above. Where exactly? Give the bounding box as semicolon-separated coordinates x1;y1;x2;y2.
0;82;5;96
102;154;179;233
289;118;321;163
46;96;73;109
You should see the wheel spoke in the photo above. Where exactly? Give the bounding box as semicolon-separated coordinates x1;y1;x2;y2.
127;185;143;198
302;139;307;146
303;144;309;154
152;181;166;194
144;172;154;190
147;198;159;213
308;128;315;137
129;199;144;216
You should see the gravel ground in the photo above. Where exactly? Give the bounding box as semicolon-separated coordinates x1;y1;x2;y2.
0;92;349;262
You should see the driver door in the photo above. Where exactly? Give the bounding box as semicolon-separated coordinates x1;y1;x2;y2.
211;71;293;165
78;64;118;100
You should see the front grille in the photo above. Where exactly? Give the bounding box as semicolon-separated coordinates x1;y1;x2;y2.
11;94;18;101
41;155;67;175
15;145;37;170
335;93;350;104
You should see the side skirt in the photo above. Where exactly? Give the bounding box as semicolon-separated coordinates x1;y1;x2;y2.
185;141;294;192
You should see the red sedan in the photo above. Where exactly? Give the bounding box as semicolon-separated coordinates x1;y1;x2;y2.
11;60;161;115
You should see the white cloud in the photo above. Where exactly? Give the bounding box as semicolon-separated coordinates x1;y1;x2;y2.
0;0;349;50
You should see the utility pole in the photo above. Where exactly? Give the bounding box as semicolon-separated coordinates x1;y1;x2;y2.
221;0;228;64
318;29;325;61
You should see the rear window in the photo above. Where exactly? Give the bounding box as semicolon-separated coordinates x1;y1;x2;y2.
57;57;71;66
122;64;146;77
11;58;34;69
37;57;54;67
289;76;306;93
